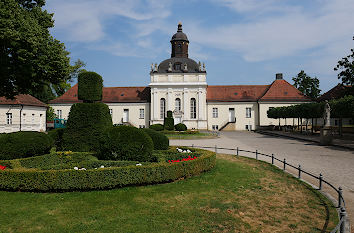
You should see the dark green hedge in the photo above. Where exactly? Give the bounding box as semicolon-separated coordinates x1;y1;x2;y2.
164;111;174;131
0;148;216;192
78;71;103;102
0;132;54;160
48;128;65;150
98;126;154;162
149;124;164;131
63;102;112;152
142;128;169;150
175;123;187;131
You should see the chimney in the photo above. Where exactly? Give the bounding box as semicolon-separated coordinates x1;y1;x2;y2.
276;73;283;80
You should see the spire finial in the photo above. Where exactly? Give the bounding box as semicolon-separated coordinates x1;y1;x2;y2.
177;22;182;32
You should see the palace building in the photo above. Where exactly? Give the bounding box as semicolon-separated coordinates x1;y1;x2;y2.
49;23;311;131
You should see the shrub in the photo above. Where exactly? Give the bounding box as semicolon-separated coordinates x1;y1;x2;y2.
175;123;187;131
48;128;65;150
142;128;169;150
78;71;103;102
0;132;54;160
164;111;174;131
63;102;112;152
98;126;154;162
149;124;164;131
0;148;216;192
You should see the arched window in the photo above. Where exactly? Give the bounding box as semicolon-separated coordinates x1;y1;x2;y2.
160;98;166;119
190;98;196;119
175;98;181;111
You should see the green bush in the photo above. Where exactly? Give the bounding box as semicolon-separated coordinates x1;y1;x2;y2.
164;111;174;131
78;71;103;102
142;128;169;150
98;126;154;162
0;148;216;192
175;123;187;131
0;132;54;160
63;102;112;152
149;124;164;131
48;128;65;150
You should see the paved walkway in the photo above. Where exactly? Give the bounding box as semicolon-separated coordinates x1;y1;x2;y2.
171;131;354;232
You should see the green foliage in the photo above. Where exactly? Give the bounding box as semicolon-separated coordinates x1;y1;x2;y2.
48;128;65;150
149;124;164;131
142;128;169;150
0;148;216;192
0;132;54;160
175;123;187;131
334;36;354;86
0;0;71;99
98;126;154;162
78;72;103;102
63;102;112;152
164;111;174;130
46;106;56;121
292;70;321;99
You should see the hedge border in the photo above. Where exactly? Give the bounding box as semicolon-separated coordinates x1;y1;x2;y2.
0;147;215;192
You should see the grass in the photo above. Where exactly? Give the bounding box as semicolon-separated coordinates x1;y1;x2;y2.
0;154;337;233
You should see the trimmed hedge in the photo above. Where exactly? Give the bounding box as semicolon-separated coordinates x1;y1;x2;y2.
98;126;154;162
78;71;103;102
0;132;54;160
175;123;187;131
149;124;164;131
63;102;112;152
48;128;65;150
142;128;169;150
0;148;216;192
164;111;174;130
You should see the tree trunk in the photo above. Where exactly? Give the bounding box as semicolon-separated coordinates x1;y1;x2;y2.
339;117;343;137
300;118;303;133
278;118;281;130
293;118;295;131
311;118;314;134
315;118;318;132
305;119;308;132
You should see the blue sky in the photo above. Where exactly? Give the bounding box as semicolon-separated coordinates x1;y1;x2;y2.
46;0;354;93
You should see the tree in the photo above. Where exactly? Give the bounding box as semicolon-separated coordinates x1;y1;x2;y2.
0;0;71;99
292;70;321;99
334;36;354;87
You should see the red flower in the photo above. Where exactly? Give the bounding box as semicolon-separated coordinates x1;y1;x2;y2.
0;165;6;170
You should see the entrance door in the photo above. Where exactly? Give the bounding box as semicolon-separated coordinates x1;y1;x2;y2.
123;109;129;122
229;108;235;122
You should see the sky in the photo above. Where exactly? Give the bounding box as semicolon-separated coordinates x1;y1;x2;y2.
45;0;354;93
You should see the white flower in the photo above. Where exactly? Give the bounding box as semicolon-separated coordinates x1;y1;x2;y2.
136;163;142;166
177;148;183;152
182;150;187;153
100;165;104;168
79;168;86;171
187;149;191;153
74;167;78;170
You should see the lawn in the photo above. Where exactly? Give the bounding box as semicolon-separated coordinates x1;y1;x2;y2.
0;154;337;233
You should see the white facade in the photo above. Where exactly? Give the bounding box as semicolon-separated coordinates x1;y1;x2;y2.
0;105;46;133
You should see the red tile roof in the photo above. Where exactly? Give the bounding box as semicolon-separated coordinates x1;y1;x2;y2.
207;85;269;102
49;84;150;104
317;84;353;102
259;79;311;102
0;94;47;107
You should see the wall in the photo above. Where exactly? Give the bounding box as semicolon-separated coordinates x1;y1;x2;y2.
0;105;46;133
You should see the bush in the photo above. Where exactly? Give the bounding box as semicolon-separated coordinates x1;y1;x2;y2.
142;128;169;150
0;132;54;160
149;124;164;131
48;128;65;150
0;148;216;192
164;111;174;131
78;71;103;102
98;126;154;162
175;123;187;131
63;102;112;152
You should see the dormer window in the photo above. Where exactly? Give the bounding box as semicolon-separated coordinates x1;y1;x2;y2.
174;63;181;70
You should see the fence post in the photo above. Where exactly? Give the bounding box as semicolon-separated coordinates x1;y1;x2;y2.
340;207;346;233
283;158;286;171
271;154;274;165
215;145;217;153
338;187;343;208
298;165;301;179
236;147;239;156
256;150;258;160
319;174;322;190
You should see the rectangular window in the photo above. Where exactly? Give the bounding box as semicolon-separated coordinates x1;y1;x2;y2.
139;109;144;119
246;108;252;118
212;125;219;130
160;98;166;119
212;108;218;118
190;98;196;119
23;113;26;124
57;109;62;119
6;113;12;125
32;114;35;124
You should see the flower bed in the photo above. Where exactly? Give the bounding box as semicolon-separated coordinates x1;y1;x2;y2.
0;147;215;192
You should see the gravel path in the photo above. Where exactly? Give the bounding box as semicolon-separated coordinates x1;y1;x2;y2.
171;131;354;232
